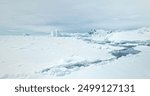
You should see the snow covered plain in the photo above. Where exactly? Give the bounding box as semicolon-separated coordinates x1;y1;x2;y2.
0;28;150;79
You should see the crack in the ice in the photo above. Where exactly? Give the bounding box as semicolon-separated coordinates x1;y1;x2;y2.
110;47;141;59
39;47;141;77
79;37;150;47
40;58;115;76
39;38;148;77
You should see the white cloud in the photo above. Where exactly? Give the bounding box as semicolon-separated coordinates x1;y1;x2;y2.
0;0;150;33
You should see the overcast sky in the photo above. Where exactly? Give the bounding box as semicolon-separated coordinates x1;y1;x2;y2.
0;0;150;33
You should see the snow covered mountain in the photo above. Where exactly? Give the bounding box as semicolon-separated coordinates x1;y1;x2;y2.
0;27;150;79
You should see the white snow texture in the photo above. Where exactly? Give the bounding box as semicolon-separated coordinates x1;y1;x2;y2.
0;27;150;79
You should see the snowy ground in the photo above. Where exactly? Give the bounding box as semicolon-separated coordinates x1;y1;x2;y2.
0;28;150;79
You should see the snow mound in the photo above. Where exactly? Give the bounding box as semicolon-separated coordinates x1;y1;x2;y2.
108;28;150;42
89;27;150;42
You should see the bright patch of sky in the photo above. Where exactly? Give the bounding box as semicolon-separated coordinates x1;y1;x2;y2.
0;0;150;33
